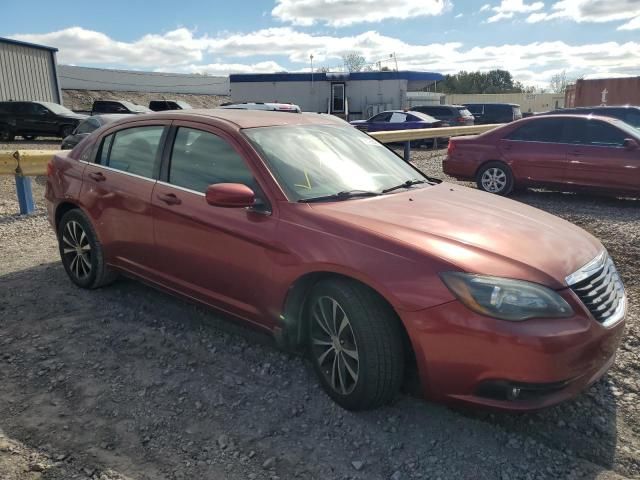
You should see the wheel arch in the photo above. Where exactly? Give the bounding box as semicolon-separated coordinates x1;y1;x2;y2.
474;158;512;179
54;201;82;230
277;270;419;389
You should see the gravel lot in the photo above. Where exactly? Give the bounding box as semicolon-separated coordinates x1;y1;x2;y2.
0;141;638;480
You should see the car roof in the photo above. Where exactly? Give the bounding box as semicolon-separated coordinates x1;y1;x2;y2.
557;105;639;110
464;103;520;106
108;109;347;129
520;113;622;123
92;114;131;123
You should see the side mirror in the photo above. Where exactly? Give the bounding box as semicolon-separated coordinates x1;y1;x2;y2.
205;183;255;208
623;138;639;150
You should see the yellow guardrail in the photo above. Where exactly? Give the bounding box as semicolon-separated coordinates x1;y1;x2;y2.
0;150;60;176
368;124;502;143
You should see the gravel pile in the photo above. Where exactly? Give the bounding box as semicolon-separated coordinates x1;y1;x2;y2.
0;143;638;480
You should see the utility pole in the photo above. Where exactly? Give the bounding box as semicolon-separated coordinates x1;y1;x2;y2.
310;54;314;90
391;52;398;72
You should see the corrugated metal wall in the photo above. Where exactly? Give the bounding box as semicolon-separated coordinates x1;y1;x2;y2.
0;41;60;103
59;65;229;95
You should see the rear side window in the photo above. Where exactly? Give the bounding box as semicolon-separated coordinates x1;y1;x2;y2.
506;118;564;143
370;112;391;122
168;127;254;193
100;126;164;178
623;110;640;128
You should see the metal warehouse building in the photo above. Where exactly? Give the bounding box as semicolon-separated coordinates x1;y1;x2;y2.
0;37;62;104
229;71;443;121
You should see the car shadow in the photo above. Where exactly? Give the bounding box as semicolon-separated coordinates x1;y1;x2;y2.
0;261;630;479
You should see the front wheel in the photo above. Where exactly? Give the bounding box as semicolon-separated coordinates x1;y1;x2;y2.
60;125;75;138
22;135;36;141
476;161;514;195
57;209;118;289
307;279;404;410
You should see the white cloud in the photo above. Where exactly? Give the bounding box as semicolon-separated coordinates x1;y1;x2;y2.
10;27;640;85
271;0;450;27
527;0;640;24
486;0;545;23
479;4;492;12
455;13;464;18
618;15;640;29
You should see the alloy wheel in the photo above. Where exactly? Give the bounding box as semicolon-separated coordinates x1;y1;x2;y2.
310;296;359;395
481;167;507;193
61;220;92;279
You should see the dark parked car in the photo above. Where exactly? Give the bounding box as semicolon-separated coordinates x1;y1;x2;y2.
91;100;151;115
464;103;522;124
0;101;87;141
444;114;640;196
46;110;625;411
411;104;474;126
350;110;444;133
218;102;301;113
61;114;130;150
149;100;193;112
543;106;640;129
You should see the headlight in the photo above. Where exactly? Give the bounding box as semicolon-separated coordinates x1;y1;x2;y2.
440;272;573;321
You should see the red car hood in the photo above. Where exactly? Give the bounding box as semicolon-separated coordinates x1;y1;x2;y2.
309;183;602;289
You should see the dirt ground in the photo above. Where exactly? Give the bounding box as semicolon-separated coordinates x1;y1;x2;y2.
0;142;639;480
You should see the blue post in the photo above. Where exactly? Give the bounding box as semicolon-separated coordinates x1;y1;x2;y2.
404;141;411;162
15;175;35;215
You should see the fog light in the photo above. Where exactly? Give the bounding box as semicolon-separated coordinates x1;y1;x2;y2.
507;387;521;400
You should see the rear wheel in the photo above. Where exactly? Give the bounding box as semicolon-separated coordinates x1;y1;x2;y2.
307;279;404;410
476;161;514;195
22;135;36;141
57;209;118;289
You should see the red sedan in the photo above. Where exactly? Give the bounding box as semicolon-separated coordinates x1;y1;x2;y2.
46;110;626;411
444;114;640;196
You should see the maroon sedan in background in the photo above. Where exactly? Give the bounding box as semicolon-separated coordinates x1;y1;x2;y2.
46;110;626;411
444;114;640;196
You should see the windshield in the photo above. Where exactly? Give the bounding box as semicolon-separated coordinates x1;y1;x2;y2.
244;125;428;202
38;102;75;115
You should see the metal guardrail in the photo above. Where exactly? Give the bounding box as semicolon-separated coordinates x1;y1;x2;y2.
0;149;60;215
0;124;503;215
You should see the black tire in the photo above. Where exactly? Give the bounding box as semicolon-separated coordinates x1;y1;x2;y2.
306;279;404;410
476;161;514;196
22;135;36;141
0;128;15;141
60;125;75;138
57;209;118;289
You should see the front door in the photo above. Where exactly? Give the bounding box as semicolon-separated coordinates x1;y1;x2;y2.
563;118;640;193
499;117;569;186
331;83;345;114
151;122;278;325
80;122;168;276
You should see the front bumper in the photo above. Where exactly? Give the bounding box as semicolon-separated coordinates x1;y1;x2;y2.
400;288;625;411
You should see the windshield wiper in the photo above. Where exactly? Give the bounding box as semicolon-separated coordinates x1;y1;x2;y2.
381;179;427;194
299;190;380;203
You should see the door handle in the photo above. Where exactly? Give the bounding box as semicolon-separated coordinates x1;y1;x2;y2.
88;171;106;182
157;193;181;205
568;150;584;156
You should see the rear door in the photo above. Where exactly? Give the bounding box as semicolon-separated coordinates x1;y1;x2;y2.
151;122;278;325
498;117;569;186
563;118;640;193
80;121;169;276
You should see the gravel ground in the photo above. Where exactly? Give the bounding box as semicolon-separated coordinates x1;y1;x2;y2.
0;143;638;480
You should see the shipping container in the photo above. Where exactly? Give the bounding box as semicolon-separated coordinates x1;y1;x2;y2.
565;77;640;107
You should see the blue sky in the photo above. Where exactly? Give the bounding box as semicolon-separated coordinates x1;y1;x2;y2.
4;0;640;87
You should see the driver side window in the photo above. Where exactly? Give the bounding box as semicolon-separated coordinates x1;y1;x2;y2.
168;127;255;193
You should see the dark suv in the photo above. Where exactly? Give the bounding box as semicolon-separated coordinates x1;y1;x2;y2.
464;103;522;124
543;106;640;129
149;100;193;111
411;105;474;126
91;100;151;115
0;101;87;141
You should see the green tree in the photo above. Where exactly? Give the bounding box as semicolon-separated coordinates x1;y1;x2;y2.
342;52;367;72
439;70;531;94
